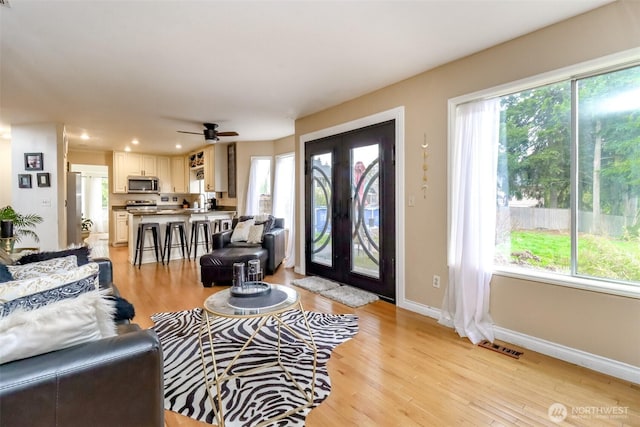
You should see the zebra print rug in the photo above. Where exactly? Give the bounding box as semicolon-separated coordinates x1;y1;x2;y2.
151;308;358;426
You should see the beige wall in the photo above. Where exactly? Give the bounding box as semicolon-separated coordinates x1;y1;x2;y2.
274;135;295;156
295;0;640;366
68;149;112;167
0;140;12;207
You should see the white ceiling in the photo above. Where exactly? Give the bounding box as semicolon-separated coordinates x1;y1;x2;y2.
0;0;612;155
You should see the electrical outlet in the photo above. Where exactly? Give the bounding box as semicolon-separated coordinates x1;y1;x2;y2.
432;275;441;288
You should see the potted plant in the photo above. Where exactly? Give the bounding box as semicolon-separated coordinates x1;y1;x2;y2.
81;216;94;239
0;205;44;252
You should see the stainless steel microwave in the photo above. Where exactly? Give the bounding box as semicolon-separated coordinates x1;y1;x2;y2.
127;176;159;194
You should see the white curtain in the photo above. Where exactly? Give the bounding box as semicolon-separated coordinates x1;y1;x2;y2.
273;153;295;268
439;98;501;345
245;157;261;215
245;157;272;216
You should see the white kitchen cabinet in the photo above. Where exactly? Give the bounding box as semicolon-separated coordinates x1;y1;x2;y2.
126;153;156;176
203;146;215;192
156;156;171;193
113;152;159;193
171;156;188;193
113;211;129;245
113;152;128;193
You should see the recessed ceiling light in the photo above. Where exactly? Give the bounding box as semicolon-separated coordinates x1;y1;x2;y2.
176;144;182;149
80;132;89;140
131;139;139;145
124;146;131;152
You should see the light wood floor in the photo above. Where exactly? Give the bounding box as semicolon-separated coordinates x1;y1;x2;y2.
107;246;640;426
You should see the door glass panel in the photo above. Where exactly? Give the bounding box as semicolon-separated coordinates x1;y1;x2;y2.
311;153;332;266
351;145;380;278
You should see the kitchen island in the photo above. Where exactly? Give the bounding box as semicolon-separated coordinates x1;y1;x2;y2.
127;209;236;265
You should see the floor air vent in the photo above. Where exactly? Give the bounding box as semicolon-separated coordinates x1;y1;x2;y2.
479;340;523;359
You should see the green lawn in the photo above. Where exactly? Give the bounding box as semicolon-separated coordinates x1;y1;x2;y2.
497;230;640;282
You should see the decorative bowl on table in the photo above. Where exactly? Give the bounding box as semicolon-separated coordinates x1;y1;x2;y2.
230;281;272;298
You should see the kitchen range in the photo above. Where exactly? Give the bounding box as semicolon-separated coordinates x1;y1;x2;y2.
125;200;158;213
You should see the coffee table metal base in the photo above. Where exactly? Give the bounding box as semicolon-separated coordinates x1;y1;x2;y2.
198;289;317;427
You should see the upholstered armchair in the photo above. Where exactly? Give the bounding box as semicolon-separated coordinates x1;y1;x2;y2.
200;217;285;286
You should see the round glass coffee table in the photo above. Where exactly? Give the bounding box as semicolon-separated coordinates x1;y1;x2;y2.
199;284;318;427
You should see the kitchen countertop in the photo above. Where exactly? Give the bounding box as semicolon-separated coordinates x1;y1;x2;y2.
112;205;236;214
126;208;236;216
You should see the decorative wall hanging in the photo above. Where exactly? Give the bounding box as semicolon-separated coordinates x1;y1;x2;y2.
24;153;43;171
37;173;50;187
421;134;429;198
18;174;32;188
228;143;237;198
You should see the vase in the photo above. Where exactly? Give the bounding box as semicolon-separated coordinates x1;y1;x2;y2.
0;237;16;253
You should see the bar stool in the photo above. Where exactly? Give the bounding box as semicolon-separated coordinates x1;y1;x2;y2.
133;222;163;268
190;219;212;260
211;219;222;234
163;220;190;263
220;218;233;231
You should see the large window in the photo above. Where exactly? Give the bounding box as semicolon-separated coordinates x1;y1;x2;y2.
494;64;640;286
245;156;272;215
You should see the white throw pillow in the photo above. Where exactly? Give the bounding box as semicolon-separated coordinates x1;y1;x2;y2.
246;224;265;244
0;289;117;364
254;214;271;223
230;219;255;242
8;255;78;280
0;262;100;302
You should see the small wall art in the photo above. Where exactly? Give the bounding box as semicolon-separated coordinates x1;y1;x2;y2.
24;153;43;171
18;174;32;189
37;172;51;187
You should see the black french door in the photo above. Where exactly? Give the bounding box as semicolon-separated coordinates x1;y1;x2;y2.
305;120;396;302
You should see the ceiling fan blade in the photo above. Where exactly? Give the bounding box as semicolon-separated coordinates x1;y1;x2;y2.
217;131;239;137
176;130;202;135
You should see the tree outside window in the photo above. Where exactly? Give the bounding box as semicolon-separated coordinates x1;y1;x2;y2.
494;64;640;284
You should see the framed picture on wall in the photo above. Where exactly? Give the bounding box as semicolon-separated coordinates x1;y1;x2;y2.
24;153;43;171
37;172;51;187
227;143;236;198
18;174;32;189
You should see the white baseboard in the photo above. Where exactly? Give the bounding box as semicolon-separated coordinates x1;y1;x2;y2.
493;326;640;384
400;297;640;384
398;298;441;320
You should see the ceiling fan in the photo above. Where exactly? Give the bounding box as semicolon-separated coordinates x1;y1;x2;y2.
177;123;238;142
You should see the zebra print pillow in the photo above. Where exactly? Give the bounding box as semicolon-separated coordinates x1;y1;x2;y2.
0;274;98;317
0;263;100;302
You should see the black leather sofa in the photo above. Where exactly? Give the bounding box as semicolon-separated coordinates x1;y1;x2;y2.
200;217;286;286
0;258;165;427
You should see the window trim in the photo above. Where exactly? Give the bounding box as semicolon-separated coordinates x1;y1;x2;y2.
448;48;640;299
493;266;640;300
